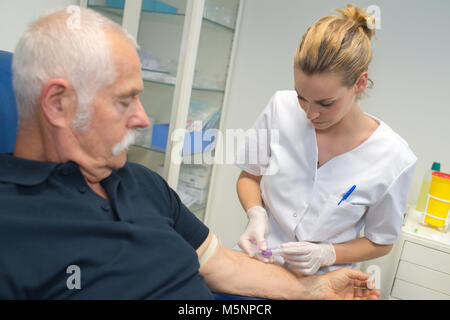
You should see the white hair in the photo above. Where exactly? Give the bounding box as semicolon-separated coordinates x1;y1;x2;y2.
12;6;138;130
112;129;137;156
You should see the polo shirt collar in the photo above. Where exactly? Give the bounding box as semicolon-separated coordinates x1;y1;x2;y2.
0;153;60;186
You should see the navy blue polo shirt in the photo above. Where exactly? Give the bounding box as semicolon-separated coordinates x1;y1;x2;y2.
0;153;212;299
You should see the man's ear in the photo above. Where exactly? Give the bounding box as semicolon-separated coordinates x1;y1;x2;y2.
40;78;77;128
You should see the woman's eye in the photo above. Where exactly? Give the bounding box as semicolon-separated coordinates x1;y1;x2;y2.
320;102;334;107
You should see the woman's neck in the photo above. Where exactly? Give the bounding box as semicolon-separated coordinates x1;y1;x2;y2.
318;105;370;137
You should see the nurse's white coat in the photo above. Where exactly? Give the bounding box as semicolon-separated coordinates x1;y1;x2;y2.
236;90;417;273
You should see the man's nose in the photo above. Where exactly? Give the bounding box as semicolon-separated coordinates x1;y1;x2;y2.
129;99;150;129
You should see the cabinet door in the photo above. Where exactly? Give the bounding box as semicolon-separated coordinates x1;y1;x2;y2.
88;0;241;221
87;0;125;25
123;0;188;175
177;0;241;221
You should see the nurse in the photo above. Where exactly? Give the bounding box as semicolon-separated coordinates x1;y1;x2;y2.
235;4;417;275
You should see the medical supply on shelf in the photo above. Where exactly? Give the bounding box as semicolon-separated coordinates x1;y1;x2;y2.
423;171;450;230
416;162;441;212
135;116;155;149
151;100;220;155
179;165;212;189
138;49;168;73
204;0;234;28
177;189;197;208
106;0;178;14
186;100;220;133
177;180;209;205
338;185;356;206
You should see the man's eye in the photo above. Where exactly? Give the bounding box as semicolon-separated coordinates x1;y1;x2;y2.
320;102;334;107
120;101;131;108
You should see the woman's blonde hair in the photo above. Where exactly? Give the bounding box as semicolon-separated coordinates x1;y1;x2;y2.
294;4;376;89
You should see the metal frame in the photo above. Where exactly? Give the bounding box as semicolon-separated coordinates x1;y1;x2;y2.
163;0;205;188
203;0;244;225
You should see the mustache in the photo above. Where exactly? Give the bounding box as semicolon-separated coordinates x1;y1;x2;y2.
112;130;137;156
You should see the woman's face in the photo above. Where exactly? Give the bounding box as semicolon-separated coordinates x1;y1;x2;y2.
294;68;364;130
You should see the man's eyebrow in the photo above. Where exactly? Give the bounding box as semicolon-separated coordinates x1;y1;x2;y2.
118;89;143;99
296;90;335;103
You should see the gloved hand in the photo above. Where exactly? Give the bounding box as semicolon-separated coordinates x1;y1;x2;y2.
280;241;336;275
238;206;269;260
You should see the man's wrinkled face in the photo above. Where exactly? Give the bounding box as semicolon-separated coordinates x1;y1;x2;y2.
73;31;149;169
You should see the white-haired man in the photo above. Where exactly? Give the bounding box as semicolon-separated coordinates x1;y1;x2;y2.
0;7;379;299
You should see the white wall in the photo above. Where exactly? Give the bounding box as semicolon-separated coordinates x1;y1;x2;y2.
207;0;450;248
0;0;78;52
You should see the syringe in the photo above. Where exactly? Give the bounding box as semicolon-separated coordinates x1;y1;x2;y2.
255;247;283;258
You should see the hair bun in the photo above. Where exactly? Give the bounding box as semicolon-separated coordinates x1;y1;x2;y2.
336;4;376;40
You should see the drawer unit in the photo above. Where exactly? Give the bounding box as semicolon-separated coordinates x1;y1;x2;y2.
382;208;450;300
401;241;450;274
395;260;450;296
391;279;449;300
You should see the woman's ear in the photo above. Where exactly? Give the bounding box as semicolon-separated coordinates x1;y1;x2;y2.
40;78;77;128
354;71;369;95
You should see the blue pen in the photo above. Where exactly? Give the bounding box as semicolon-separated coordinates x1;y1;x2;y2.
338;185;356;206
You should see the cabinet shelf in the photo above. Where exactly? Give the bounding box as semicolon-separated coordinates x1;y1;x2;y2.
131;142;217;166
141;69;225;93
89;4;235;32
89;4;123;16
131;143;165;154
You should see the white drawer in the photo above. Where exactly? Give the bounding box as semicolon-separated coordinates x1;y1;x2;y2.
396;260;450;295
401;241;450;274
391;279;449;300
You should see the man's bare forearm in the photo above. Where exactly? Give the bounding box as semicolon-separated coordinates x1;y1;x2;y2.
200;244;323;300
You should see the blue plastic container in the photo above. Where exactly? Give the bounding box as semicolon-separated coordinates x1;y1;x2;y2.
106;0;178;14
151;123;216;155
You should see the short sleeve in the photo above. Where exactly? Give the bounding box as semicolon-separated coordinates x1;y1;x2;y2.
234;93;277;176
169;188;210;250
364;161;417;245
142;167;210;250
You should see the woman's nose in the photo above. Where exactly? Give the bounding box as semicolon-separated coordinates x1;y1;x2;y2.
305;104;320;121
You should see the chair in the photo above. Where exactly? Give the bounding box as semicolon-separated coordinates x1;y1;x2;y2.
213;292;266;300
0;50;18;153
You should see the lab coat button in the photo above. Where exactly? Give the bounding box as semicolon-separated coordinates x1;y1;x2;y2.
293;213;298;218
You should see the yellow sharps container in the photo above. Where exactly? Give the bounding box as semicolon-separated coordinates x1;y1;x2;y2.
423;171;450;230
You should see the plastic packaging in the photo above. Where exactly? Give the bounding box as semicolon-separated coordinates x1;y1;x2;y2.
416;162;440;212
423;171;450;229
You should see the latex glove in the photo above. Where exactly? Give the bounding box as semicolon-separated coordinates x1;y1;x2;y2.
281;241;336;275
238;206;269;259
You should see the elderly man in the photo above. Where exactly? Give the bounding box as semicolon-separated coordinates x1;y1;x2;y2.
0;7;379;300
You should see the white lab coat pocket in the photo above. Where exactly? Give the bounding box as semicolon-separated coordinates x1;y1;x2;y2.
306;195;367;243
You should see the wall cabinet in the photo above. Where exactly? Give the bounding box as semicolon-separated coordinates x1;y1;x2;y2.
83;0;242;221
